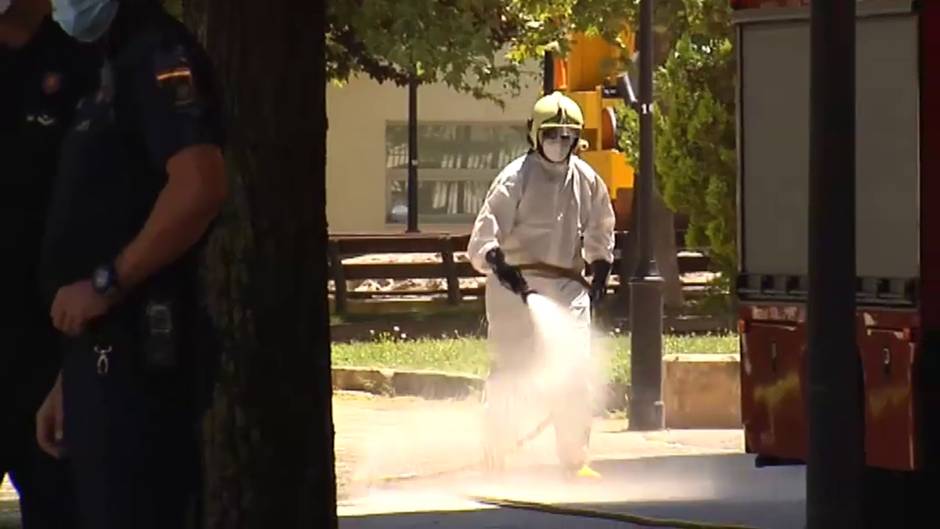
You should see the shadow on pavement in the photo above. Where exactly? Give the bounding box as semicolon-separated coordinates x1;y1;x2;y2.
341;508;645;528
341;454;806;529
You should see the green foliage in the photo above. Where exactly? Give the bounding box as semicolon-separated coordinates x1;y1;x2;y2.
332;333;490;376
618;0;737;290
327;0;633;105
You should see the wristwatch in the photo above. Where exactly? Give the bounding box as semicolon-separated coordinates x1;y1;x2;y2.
91;262;121;297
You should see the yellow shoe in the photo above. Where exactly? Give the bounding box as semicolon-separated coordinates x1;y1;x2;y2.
576;464;602;479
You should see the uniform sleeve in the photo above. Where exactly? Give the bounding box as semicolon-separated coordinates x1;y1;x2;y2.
467;170;521;274
583;173;616;264
131;39;223;170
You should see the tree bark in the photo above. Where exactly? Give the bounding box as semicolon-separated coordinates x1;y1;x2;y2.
617;189;684;314
183;1;337;528
652;189;683;310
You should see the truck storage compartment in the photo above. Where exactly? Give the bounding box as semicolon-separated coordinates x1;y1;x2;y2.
857;310;920;471
740;310;808;461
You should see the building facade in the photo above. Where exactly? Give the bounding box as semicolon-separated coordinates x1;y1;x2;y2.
326;73;540;234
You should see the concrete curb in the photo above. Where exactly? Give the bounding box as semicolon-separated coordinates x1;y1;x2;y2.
334;353;744;427
332;367;484;400
333;367;634;412
663;353;742;429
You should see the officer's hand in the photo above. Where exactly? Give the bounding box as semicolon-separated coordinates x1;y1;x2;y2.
50;280;112;337
36;373;64;459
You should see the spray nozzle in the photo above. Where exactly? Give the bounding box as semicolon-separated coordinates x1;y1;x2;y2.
521;289;537;304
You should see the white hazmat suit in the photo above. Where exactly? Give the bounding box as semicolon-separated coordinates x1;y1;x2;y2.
468;149;616;473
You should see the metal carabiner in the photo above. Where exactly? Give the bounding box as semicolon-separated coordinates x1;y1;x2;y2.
94;345;113;376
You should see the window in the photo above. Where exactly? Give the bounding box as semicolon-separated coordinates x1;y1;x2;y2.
386;122;530;224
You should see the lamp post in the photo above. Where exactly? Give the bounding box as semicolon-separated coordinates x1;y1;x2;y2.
407;76;420;233
621;0;664;431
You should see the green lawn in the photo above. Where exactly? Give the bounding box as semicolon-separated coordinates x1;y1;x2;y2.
332;332;739;385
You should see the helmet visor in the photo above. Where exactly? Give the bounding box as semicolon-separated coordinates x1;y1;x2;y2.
539;125;581;142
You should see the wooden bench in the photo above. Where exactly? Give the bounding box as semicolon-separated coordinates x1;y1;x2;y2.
328;234;472;314
328;232;710;315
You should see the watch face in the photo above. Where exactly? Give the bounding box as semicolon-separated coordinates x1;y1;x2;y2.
93;267;110;291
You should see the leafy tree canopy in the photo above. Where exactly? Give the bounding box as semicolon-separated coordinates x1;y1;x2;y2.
327;0;634;103
619;0;737;291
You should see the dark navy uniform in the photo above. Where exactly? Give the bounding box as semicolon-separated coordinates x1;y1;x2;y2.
1;17;96;529
38;4;223;528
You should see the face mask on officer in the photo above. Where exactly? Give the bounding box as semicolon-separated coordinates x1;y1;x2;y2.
51;0;118;43
539;127;578;164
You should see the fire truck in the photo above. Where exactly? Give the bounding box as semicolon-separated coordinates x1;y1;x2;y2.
734;0;940;474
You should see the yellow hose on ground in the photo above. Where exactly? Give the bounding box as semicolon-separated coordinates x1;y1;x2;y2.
469;496;759;529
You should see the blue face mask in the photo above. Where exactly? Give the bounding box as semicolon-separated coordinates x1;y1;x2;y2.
51;0;119;43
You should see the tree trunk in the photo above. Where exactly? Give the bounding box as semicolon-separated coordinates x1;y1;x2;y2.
183;1;337;528
616;189;684;315
652;189;684;310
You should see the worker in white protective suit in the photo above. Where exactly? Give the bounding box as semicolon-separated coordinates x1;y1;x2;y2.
468;91;616;478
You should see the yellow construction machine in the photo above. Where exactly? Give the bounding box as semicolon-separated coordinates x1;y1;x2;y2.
550;32;637;231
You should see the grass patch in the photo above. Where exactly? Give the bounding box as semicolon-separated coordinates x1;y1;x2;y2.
332;332;739;385
332;332;489;377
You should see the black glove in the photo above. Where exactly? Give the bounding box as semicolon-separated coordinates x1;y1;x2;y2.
589;260;612;305
485;248;530;299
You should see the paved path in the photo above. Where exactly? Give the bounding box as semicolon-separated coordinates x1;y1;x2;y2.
2;393;781;529
334;392;805;529
332;391;743;498
340;455;805;529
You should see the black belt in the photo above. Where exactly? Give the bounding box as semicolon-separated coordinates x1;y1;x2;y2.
517;263;591;290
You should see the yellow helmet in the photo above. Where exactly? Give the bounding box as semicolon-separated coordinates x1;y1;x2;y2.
528;91;585;147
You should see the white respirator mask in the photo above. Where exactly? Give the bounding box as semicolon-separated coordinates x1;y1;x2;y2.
51;0;118;43
538;127;579;164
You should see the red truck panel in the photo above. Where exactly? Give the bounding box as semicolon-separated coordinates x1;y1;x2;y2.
857;309;920;471
742;305;922;470
740;305;808;461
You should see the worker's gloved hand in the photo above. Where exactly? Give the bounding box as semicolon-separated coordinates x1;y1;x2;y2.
485;248;530;299
589;260;612;305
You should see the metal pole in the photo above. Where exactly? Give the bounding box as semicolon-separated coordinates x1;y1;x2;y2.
807;0;863;527
628;0;664;431
543;50;555;95
407;77;420;233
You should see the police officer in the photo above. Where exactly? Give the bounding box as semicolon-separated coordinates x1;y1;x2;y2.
1;0;96;526
34;0;227;527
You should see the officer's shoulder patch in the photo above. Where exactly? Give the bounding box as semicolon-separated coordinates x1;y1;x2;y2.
153;45;198;108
